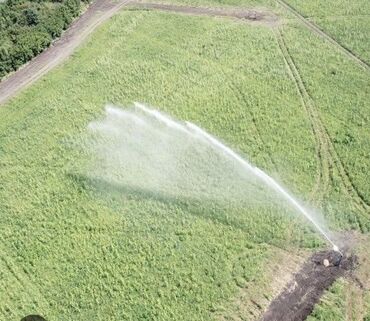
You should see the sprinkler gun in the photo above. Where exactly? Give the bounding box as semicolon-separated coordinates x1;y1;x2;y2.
333;245;343;257
332;245;344;267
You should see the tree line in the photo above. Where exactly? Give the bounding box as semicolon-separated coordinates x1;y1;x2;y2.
0;0;91;79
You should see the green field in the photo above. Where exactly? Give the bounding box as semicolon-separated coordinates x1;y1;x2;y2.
284;0;370;65
0;1;369;320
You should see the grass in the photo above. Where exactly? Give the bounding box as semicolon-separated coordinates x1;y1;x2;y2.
284;0;370;64
311;17;370;64
0;2;369;321
282;19;370;210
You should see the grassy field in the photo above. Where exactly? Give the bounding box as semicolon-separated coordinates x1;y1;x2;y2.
0;1;369;320
285;0;370;64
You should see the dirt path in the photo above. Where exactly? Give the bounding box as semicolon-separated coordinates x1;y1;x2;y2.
0;0;130;106
260;250;356;321
129;2;278;25
276;0;370;72
0;2;367;320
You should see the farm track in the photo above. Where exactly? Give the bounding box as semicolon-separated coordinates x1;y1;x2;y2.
129;2;278;25
0;0;131;106
274;29;331;204
0;242;48;319
276;0;370;72
275;29;370;215
0;0;279;106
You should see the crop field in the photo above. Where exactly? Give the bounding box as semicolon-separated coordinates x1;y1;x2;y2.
0;0;369;321
284;0;370;64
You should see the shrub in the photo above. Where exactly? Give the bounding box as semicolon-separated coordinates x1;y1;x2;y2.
0;0;87;79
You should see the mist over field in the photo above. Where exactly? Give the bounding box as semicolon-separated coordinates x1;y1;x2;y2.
86;103;333;244
87;104;274;206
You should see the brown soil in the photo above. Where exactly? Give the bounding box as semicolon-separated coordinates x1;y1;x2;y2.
218;247;308;321
0;0;130;106
260;249;357;321
128;2;279;26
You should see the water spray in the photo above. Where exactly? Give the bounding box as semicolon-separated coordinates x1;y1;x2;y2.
92;103;342;254
184;122;341;254
134;104;340;253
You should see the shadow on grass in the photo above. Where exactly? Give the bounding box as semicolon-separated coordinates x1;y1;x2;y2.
69;173;243;223
67;172;311;247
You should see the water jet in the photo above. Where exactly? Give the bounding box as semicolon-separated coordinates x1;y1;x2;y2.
89;103;340;252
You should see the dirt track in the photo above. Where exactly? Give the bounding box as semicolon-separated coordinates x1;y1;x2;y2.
129;2;278;25
0;0;130;106
260;250;357;321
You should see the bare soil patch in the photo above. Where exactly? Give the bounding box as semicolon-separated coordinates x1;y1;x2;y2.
260;249;357;321
129;2;279;26
219;247;308;321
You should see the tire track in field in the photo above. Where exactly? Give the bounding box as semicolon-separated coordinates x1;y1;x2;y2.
326;130;370;214
274;28;330;204
135;27;279;171
225;77;279;171
0;241;49;313
276;0;370;72
275;28;370;215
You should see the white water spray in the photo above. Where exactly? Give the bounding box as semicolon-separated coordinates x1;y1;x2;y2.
88;103;340;252
133;103;339;252
185;121;339;252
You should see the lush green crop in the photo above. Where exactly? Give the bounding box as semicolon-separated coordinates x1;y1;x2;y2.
281;20;370;213
0;3;368;321
284;0;370;64
310;17;370;64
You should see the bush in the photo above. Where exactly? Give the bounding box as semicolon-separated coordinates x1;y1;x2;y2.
23;8;39;26
0;0;87;79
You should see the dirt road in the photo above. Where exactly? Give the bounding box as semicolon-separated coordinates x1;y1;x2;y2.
129;2;278;24
0;0;130;106
260;250;357;321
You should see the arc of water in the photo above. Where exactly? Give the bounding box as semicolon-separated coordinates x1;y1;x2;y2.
186;122;339;252
134;103;339;252
134;102;192;135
